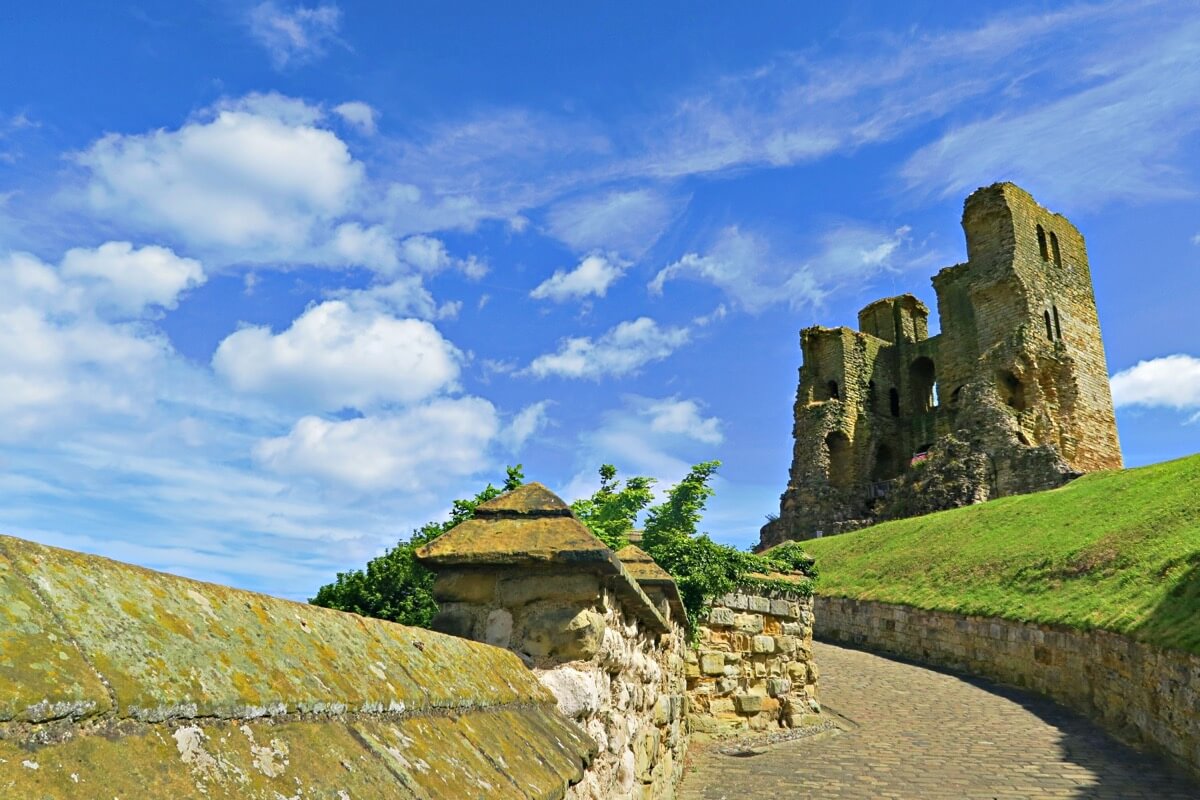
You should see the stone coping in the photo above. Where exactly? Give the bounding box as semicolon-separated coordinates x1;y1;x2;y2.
0;533;596;798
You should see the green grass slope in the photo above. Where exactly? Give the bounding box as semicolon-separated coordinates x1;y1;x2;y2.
801;453;1200;655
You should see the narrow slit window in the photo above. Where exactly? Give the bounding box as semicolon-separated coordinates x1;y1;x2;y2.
889;388;900;417
1036;224;1049;261
1049;232;1062;267
1052;306;1062;340
827;380;840;401
1043;310;1053;341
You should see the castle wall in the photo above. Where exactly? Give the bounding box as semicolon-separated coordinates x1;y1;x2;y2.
0;534;594;799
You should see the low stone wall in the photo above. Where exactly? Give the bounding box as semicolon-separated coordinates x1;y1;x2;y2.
688;584;820;733
816;596;1200;779
0;534;595;799
417;483;688;800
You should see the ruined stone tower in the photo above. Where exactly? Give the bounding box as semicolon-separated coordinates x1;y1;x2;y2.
759;183;1122;549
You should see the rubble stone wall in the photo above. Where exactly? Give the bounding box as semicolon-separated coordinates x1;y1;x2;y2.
687;585;820;734
431;565;688;800
816;596;1200;780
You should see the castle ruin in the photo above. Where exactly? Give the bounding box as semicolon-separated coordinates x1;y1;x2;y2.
759;183;1122;549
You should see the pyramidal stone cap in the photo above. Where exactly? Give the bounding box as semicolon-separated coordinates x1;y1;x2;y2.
616;544;688;623
416;483;615;566
415;483;675;632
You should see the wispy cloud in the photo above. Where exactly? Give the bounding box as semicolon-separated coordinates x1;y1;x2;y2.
650;223;914;312
247;2;343;69
544;188;684;256
902;9;1200;206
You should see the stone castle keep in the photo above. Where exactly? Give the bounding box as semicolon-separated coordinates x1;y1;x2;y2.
760;183;1122;548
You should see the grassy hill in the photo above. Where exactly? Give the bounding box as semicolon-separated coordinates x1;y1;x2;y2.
800;453;1200;655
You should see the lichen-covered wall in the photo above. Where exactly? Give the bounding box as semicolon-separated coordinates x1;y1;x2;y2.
0;534;595;799
761;182;1122;548
687;584;820;734
816;596;1200;781
430;567;688;800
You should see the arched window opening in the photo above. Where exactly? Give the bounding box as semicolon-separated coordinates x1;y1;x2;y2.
950;386;964;406
871;442;900;481
997;370;1027;412
825;431;853;489
1043;310;1054;341
1036;224;1049;261
1052;306;1062;340
908;357;936;414
827;380;840;401
1050;232;1062;267
888;387;900;417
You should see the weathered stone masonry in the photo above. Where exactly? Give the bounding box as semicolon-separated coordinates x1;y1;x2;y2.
0;533;595;799
816;596;1200;781
762;183;1122;547
416;483;690;800
687;580;820;734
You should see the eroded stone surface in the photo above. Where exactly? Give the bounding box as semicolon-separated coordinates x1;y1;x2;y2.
761;183;1122;548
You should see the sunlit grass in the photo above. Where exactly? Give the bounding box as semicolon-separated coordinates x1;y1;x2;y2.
802;453;1200;654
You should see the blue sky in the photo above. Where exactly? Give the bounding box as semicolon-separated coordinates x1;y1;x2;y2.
1;1;1198;601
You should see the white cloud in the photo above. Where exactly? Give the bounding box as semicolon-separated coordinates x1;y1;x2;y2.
253;397;499;491
651;224;911;312
333;101;378;135
247;2;342;69
60;242;204;315
525;317;690;380
1192;233;1200;245
545;188;682;256
1110;355;1200;413
530;251;628;302
327;222;398;272
212;300;462;411
78;94;364;262
640;397;723;444
0;244;205;441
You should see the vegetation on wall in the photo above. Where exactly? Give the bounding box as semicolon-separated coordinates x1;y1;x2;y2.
572;461;816;620
312;460;816;629
803;453;1200;655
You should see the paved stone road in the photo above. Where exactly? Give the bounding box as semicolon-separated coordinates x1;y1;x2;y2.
680;641;1199;799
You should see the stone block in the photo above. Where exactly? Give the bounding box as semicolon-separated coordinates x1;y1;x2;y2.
766;678;791;697
775;635;797;653
708;697;735;716
770;598;794;618
752;635;775;654
634;728;660;783
430;605;478;639
483;609;512;648
782;621;804;636
520;607;606;662
498;574;600;606
700;652;725;676
654;695;672;725
432;571;497;603
748;595;770;613
734;694;763;715
734;614;764;634
707;607;735;627
716;677;738;695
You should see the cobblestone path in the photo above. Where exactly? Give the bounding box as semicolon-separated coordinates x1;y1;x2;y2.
680;641;1198;799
